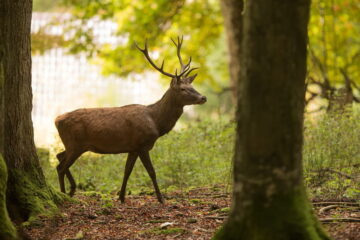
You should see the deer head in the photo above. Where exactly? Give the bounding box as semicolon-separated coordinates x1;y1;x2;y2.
135;36;207;106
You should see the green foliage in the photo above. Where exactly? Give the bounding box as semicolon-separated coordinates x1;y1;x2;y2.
34;0;63;12
303;109;360;199
40;113;359;199
44;0;225;86
308;0;360;85
33;0;360;110
307;0;360;110
32;30;68;55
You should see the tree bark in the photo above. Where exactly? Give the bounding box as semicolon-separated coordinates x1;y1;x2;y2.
0;0;4;155
0;0;65;224
215;0;330;239
0;155;18;240
220;0;244;104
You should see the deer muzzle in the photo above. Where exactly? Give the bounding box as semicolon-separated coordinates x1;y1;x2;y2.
198;96;207;104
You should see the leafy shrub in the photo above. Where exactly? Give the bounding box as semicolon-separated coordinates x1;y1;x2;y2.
303;110;360;199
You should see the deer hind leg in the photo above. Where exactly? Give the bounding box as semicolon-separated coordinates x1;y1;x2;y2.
119;152;138;203
56;150;83;196
66;169;76;196
139;151;164;204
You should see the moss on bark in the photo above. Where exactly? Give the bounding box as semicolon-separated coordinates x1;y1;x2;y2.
6;167;68;224
0;155;18;240
213;186;330;240
216;0;332;239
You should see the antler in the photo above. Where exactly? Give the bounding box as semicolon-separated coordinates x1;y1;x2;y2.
135;40;177;78
171;36;198;78
171;36;191;74
136;37;197;79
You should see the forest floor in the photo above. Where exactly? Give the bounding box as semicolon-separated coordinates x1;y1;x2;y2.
24;186;360;240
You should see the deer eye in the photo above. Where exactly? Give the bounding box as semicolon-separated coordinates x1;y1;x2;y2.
181;88;186;91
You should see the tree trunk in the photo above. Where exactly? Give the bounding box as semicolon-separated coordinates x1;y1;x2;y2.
0;155;18;240
1;0;65;224
0;0;4;155
220;0;244;104
215;0;330;239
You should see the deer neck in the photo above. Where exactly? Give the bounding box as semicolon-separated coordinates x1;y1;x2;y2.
148;89;183;136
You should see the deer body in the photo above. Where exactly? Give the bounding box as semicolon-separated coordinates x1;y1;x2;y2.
56;106;161;154
56;89;185;154
56;37;206;203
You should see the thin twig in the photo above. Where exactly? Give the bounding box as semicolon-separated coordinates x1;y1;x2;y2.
320;218;360;223
319;205;339;214
312;202;360;207
204;216;227;220
312;168;354;180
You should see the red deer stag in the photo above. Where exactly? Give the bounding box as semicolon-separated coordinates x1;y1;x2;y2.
55;37;206;203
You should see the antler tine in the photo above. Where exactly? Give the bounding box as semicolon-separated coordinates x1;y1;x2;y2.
171;35;192;75
184;67;199;77
135;40;176;78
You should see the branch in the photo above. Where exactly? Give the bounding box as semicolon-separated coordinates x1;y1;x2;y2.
312;168;354;180
204;216;227;220
305;89;319;106
320;218;360;223
308;46;331;88
339;67;352;91
312;202;360;207
319;205;340;214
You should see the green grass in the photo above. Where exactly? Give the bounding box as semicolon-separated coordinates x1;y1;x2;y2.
39;110;360;200
303;110;360;199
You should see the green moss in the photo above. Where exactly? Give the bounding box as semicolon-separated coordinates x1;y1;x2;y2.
0;155;18;240
213;186;331;240
7;168;69;226
219;207;230;213
189;199;201;204
146;227;187;235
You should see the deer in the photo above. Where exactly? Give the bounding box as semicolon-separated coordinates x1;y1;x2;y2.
55;37;206;203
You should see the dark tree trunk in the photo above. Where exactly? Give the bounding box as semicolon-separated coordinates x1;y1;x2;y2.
220;0;244;104
0;0;64;224
215;0;330;239
0;0;4;155
0;3;17;240
0;155;17;240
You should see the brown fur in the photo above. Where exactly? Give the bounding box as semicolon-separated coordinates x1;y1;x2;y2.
55;80;206;203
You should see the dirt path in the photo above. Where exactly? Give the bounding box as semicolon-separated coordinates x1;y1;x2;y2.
24;188;359;240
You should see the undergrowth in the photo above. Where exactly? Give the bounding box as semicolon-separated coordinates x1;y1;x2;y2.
39;110;360;200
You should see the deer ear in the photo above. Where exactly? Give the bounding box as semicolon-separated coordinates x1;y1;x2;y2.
187;74;197;83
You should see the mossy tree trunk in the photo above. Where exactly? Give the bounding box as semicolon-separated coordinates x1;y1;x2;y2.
0;155;17;240
0;3;17;240
215;0;331;239
0;0;64;225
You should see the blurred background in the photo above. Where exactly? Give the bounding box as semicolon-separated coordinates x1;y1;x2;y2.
32;0;359;199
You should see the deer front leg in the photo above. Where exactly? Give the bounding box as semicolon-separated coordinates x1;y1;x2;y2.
119;152;138;203
66;169;76;197
139;151;164;204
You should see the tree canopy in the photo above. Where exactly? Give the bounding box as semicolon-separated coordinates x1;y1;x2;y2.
32;0;360;111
